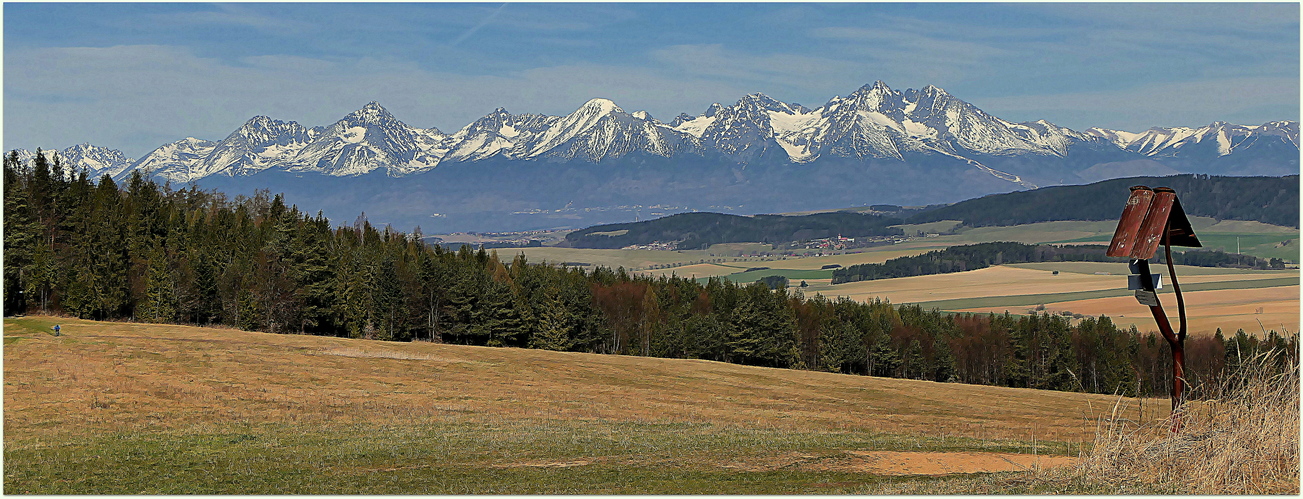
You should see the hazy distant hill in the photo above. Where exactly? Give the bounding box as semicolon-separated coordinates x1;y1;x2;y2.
906;174;1299;228
565;211;904;249
560;174;1297;251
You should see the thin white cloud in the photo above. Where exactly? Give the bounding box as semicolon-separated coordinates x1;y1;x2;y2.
450;3;508;47
974;77;1300;131
138;4;316;34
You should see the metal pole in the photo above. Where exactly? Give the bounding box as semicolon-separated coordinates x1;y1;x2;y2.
1136;224;1187;432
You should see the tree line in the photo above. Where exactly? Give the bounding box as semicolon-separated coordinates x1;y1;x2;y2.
565;211;904;249
4;150;1296;398
833;242;1285;284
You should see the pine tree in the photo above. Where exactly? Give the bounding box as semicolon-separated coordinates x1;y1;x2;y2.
3;151;38;315
138;244;178;323
530;287;574;351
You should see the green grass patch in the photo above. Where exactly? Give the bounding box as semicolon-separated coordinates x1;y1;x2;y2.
1193;233;1299;262
4;418;1076;494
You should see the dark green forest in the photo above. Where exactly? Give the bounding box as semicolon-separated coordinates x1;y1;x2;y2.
833;242;1287;284
906;174;1300;228
4;150;1296;398
565;211;904;249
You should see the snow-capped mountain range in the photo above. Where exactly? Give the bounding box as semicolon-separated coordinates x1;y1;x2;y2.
10;82;1297;232
15;81;1298;185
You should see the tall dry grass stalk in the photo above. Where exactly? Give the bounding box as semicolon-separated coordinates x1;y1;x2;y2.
1061;352;1299;494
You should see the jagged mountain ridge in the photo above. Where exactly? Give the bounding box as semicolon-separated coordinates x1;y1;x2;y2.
12;81;1298;188
8;81;1297;233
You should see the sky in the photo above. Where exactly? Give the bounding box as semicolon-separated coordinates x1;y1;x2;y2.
4;2;1300;158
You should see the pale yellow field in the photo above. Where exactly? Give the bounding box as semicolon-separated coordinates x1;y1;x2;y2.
802;263;1298;336
805;266;1126;304
955;286;1299;336
804;265;1287;304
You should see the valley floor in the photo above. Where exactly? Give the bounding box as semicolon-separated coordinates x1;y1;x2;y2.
509;218;1298;337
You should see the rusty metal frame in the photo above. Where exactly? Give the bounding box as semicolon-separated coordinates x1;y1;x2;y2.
1107;185;1200;432
1107;186;1201;259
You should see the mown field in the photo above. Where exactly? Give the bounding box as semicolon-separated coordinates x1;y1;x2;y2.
4;316;1167;494
800;263;1297;336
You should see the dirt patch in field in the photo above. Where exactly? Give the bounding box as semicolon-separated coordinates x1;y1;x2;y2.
825;451;1076;476
491;459;593;469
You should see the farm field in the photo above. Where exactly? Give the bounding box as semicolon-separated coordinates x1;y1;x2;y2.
800;263;1298;336
962;286;1299;337
508;217;1297;284
4;317;1159;494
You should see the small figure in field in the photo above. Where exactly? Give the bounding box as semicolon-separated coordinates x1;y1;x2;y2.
53;324;60;336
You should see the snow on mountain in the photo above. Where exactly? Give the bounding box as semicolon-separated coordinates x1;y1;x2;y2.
191;116;317;178
527;98;624;157
442;99;699;163
1088;121;1301;158
60;144;137;179
698;93;802;163
287;102;449;176
10;144;136;180
540;104;696;161
26;82;1290;189
444;108;559;162
130;138;219;182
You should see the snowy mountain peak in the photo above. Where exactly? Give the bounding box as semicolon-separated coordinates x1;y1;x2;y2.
56;81;1293;191
737;92;797;114
579;98;622;116
343;101;397;125
854;80;893;95
670;113;695;127
130;137;219;182
11;144;137;180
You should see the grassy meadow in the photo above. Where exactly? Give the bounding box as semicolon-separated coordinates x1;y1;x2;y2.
6;316;1171;494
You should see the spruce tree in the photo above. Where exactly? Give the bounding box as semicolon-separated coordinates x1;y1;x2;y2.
530;287;574;351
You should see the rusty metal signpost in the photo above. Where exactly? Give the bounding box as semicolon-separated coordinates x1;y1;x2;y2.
1107;186;1201;432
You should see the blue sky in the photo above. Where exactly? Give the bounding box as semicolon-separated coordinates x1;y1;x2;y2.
5;2;1299;158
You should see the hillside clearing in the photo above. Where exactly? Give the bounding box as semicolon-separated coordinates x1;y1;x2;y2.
5;317;1160;493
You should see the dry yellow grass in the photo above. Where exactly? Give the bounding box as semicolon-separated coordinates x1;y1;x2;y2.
1039;354;1300;494
807;267;1124;304
4;316;1157;446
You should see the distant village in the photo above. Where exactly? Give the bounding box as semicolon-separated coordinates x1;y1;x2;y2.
620;233;932;254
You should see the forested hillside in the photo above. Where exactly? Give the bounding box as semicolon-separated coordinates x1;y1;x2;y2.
907;174;1299;228
565;211;904;249
833;242;1287;284
4;151;1295;398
